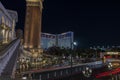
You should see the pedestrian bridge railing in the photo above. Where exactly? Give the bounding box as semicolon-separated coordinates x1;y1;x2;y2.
0;39;20;76
22;60;106;80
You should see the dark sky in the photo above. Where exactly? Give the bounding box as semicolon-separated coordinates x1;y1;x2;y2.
1;0;120;48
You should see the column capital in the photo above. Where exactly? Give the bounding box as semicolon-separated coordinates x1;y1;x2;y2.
26;1;40;6
26;0;43;2
26;0;39;2
26;0;44;10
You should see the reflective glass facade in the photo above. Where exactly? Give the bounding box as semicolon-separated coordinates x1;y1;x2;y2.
41;31;74;49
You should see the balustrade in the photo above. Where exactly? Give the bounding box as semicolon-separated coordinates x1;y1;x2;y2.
0;39;20;76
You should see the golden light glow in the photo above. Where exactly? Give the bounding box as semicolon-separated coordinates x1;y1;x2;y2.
24;44;28;48
26;0;40;2
29;45;33;48
32;53;38;58
106;52;119;55
111;62;120;68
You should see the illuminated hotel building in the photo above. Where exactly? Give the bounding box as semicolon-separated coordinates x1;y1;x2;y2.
57;31;74;49
41;31;74;49
0;2;18;44
41;33;56;49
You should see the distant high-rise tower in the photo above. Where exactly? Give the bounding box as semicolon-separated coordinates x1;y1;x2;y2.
24;0;43;49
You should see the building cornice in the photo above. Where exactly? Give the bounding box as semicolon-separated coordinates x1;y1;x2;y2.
26;1;40;6
26;0;39;2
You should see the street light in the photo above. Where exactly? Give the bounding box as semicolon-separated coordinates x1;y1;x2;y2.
70;41;77;80
73;42;77;46
108;62;112;70
82;66;92;78
70;41;77;66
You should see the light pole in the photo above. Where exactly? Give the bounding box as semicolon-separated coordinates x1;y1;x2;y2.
71;41;77;66
70;41;77;80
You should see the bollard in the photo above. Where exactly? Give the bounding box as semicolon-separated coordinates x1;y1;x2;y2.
47;73;49;79
118;74;120;79
39;75;41;80
60;71;63;76
79;67;81;71
115;75;118;80
66;70;68;74
76;68;78;72
54;72;56;77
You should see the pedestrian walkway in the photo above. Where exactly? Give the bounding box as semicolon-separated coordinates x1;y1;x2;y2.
0;39;16;56
1;44;19;77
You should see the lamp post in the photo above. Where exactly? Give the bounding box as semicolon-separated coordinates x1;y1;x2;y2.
70;42;77;66
70;41;77;80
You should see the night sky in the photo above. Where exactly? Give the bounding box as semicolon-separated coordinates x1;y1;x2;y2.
1;0;120;48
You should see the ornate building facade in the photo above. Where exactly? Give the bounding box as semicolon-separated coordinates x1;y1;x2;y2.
0;2;18;44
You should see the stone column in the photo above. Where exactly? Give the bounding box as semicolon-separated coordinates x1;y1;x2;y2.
8;30;12;42
0;26;2;41
2;26;6;44
4;29;9;43
12;20;15;40
1;17;5;44
24;6;30;48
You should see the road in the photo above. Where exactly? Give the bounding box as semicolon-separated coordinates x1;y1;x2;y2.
93;61;120;80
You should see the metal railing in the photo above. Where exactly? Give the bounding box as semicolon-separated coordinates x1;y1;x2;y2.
21;60;105;80
0;39;18;57
0;39;20;76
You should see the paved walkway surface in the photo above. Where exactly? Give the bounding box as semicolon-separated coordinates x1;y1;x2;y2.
0;40;16;56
